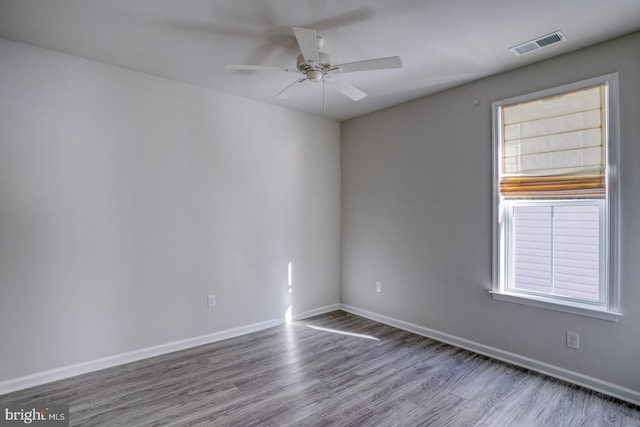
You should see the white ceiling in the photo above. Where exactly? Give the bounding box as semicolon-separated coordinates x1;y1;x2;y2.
1;0;640;121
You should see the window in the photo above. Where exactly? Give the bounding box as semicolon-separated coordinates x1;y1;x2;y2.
491;74;620;321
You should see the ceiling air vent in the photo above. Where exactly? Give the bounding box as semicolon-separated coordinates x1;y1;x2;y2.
510;30;567;56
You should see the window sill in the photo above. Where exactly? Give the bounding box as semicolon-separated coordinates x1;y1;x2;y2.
489;291;621;322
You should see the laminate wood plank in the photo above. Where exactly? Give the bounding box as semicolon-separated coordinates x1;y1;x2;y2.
1;310;638;426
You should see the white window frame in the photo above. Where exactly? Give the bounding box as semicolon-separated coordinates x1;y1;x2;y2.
491;74;621;322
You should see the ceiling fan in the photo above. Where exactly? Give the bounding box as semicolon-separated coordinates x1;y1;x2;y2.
226;27;402;102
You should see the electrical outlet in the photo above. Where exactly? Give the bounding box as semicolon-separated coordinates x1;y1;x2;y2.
208;294;216;308
376;282;382;293
566;331;579;349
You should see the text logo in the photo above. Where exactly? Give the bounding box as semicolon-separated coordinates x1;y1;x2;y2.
1;404;68;426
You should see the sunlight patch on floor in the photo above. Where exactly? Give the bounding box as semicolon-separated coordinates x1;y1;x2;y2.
305;324;380;341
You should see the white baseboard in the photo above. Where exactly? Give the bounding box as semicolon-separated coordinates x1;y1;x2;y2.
340;304;640;406
292;303;341;321
6;302;635;406
0;318;282;396
0;303;342;396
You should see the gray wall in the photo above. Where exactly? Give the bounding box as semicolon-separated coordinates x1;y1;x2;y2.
341;32;640;392
0;38;341;381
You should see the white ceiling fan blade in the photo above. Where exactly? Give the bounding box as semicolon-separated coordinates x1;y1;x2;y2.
324;76;367;101
226;64;296;72
292;27;320;64
274;78;309;100
334;56;402;74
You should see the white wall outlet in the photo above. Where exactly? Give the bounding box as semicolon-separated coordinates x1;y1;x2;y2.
566;331;579;349
376;282;382;293
208;294;216;308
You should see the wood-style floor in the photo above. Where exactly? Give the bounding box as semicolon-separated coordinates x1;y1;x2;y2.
1;311;639;426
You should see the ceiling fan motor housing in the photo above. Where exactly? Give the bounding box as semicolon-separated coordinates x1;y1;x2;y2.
297;52;332;82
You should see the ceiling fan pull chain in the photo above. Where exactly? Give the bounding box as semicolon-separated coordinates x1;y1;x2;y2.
322;77;326;111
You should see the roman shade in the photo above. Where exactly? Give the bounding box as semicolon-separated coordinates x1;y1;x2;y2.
500;84;606;197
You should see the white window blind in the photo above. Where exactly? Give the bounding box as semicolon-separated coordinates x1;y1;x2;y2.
500;85;606;197
510;204;601;303
512;205;552;294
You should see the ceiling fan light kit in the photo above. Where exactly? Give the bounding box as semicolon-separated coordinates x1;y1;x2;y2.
305;69;324;82
226;26;402;104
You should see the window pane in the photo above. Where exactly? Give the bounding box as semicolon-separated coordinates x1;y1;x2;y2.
553;205;600;301
512;206;552;294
